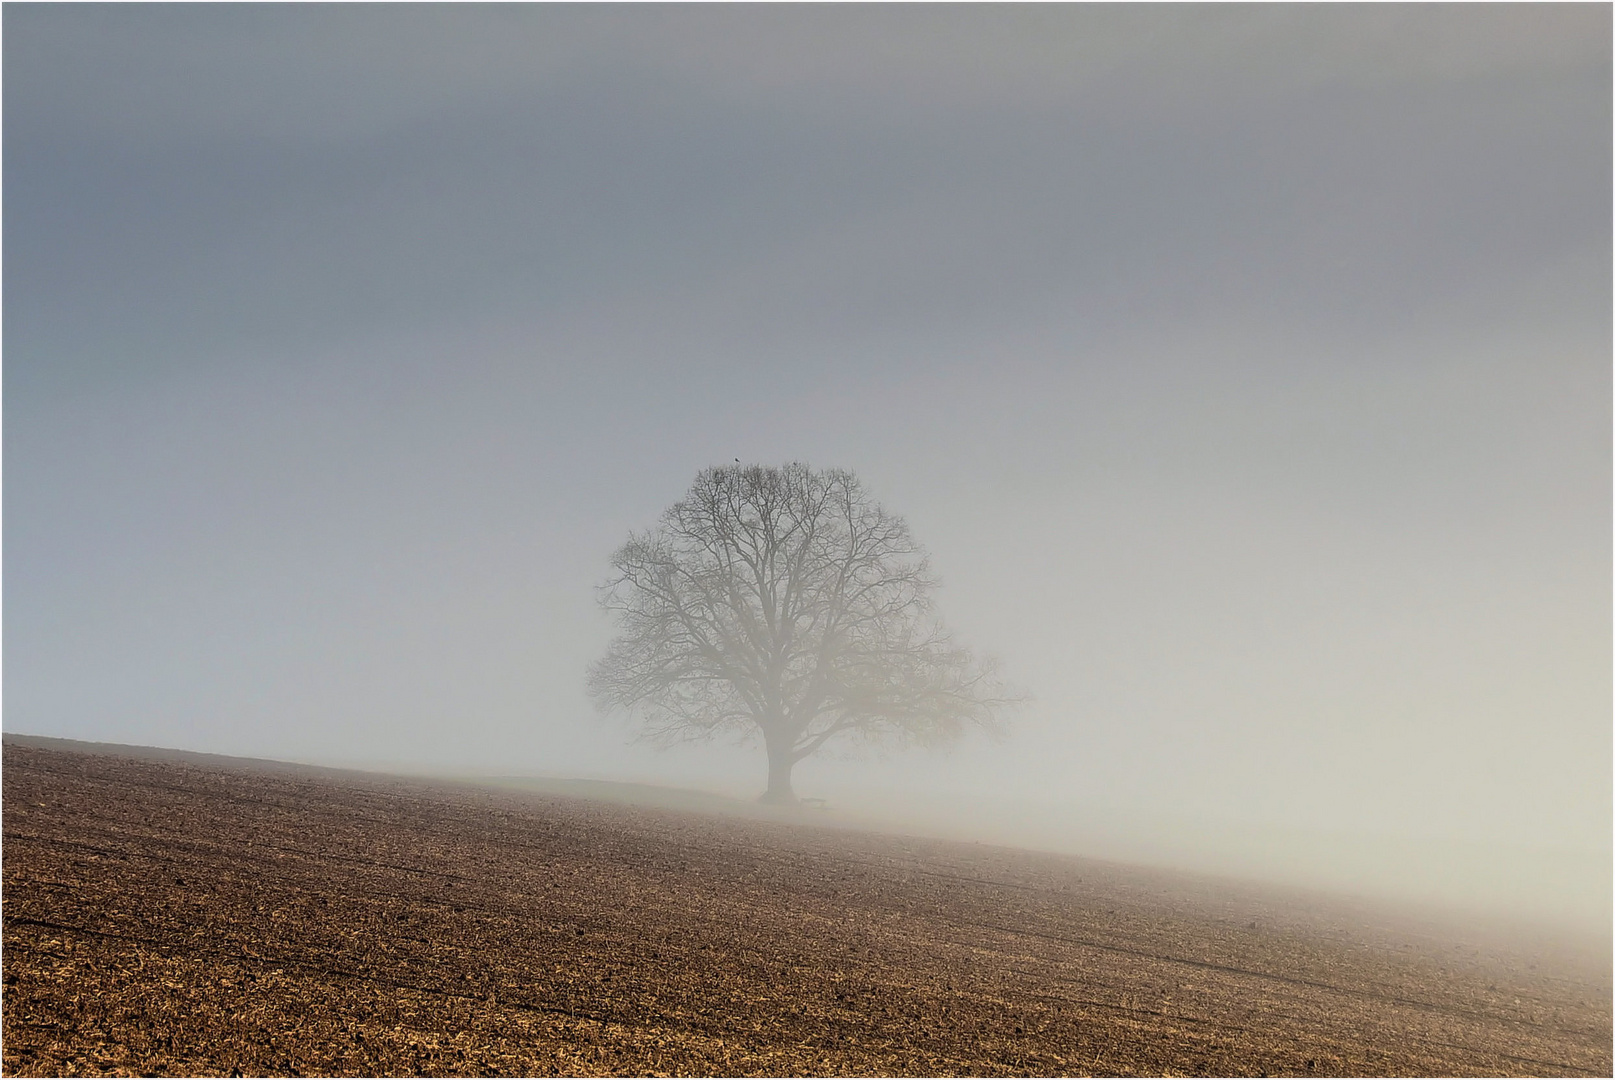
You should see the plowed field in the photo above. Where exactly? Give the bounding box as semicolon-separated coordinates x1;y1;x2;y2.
2;737;1609;1076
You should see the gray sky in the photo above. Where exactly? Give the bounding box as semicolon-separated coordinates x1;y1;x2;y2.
6;6;1609;921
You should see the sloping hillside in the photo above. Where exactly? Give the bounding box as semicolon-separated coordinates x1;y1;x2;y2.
3;738;1608;1076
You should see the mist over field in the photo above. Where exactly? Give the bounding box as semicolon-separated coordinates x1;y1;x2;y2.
6;8;1610;934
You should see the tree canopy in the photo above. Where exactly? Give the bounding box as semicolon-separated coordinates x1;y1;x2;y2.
588;463;1017;802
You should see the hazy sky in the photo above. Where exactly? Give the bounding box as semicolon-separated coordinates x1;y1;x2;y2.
7;6;1610;884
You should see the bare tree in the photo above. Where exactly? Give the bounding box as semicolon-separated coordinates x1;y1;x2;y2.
589;463;1018;803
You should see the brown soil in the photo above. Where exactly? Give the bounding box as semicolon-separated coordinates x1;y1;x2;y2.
2;737;1609;1077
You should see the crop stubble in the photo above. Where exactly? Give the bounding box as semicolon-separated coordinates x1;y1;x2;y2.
2;739;1609;1076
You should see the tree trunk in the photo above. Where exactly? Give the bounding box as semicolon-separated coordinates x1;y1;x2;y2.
760;734;797;804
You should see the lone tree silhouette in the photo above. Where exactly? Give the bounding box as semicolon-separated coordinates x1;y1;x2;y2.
589;463;1017;803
